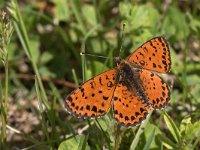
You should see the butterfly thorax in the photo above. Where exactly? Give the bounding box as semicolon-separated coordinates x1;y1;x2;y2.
116;60;150;107
114;57;141;69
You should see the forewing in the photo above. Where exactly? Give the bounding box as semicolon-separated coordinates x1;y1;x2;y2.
65;69;116;118
112;82;150;127
139;69;170;109
127;37;171;73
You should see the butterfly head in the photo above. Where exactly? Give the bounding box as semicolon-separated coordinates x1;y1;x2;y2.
114;57;123;66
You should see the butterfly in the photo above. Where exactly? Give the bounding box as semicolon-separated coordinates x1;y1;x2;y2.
65;37;171;127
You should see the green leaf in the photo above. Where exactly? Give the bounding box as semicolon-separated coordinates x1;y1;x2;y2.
29;37;40;64
143;124;162;149
52;0;70;21
187;12;200;33
96;117;109;131
96;114;115;132
180;116;191;134
157;134;177;149
119;2;131;18
90;38;107;54
82;4;97;26
91;61;109;76
186;74;200;104
162;6;189;40
185;120;200;143
8;43;18;61
163;112;181;143
119;3;160;32
143;128;156;150
40;52;53;65
58;135;90;150
130;110;153;150
39;66;56;78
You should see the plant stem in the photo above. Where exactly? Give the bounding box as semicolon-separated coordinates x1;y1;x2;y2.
0;54;8;150
114;124;121;150
32;63;50;109
182;37;188;106
4;57;8;114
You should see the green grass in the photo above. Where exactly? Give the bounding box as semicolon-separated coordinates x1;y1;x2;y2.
0;0;200;149
0;8;13;149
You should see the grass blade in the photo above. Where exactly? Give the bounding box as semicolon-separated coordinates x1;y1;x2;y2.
143;127;155;150
8;0;50;109
157;134;177;149
130;110;153;150
163;111;181;143
35;76;50;145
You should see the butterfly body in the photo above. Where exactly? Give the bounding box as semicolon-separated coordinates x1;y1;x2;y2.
65;37;171;127
115;59;150;106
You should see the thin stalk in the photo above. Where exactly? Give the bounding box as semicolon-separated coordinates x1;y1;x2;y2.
182;37;188;106
81;47;86;82
182;39;187;104
35;77;50;144
72;69;79;87
114;124;121;150
32;63;49;109
1;58;9;149
0;79;7;149
4;58;8;113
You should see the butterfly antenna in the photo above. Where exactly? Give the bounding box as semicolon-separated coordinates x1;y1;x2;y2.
119;23;126;57
80;52;109;59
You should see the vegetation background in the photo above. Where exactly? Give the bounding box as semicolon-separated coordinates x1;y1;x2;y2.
0;0;200;149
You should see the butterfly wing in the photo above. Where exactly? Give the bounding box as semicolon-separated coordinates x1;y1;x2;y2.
112;82;150;127
65;69;116;118
127;37;171;73
139;69;170;109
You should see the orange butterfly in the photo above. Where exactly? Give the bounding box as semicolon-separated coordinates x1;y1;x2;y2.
65;37;171;127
